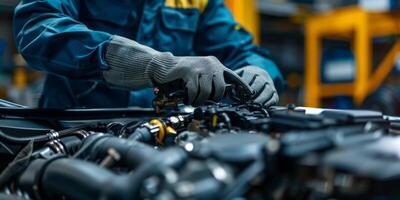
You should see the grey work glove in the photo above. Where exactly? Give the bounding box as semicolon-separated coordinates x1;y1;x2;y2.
235;66;279;107
103;35;243;106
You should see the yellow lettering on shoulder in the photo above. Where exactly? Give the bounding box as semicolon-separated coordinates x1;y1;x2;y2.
234;24;242;30
165;0;209;13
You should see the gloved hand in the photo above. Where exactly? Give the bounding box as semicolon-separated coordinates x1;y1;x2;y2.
103;35;243;106
152;56;242;105
235;66;279;107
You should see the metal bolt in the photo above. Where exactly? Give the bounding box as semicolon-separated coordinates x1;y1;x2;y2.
100;148;121;168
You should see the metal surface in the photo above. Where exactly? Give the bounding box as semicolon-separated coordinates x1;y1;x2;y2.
0;107;160;121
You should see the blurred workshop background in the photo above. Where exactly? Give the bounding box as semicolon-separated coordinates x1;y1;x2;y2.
1;0;400;114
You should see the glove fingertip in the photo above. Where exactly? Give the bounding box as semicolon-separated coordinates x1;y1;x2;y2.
185;80;198;105
193;76;213;106
264;93;279;108
212;75;226;102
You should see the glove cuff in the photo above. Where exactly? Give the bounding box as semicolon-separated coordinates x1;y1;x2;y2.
146;52;177;84
103;35;159;90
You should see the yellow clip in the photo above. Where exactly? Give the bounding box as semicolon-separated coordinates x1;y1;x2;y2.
212;115;218;128
166;126;177;135
150;119;166;145
165;0;209;13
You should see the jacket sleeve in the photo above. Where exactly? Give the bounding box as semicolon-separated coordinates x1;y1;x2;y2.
13;0;112;80
194;0;285;91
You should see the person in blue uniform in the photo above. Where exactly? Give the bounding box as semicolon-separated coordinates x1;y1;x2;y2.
13;0;284;108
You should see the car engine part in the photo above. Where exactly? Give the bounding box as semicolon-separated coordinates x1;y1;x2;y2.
0;99;399;200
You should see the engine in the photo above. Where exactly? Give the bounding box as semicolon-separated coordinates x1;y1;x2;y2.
0;100;399;200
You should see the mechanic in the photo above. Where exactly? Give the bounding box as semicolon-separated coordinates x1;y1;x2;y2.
13;0;284;108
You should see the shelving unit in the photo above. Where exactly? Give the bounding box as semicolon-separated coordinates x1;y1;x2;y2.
305;6;400;107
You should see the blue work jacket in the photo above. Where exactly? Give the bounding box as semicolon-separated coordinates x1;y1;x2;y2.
13;0;284;108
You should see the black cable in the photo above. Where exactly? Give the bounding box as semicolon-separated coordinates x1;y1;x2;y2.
36;148;187;200
0;107;159;121
0;130;49;144
119;121;144;137
125;148;188;197
0;124;91;144
72;134;111;159
222;160;266;200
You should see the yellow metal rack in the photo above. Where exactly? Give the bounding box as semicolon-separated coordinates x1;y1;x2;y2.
305;6;400;107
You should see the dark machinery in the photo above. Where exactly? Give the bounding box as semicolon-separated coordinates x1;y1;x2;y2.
362;85;400;115
0;95;400;200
